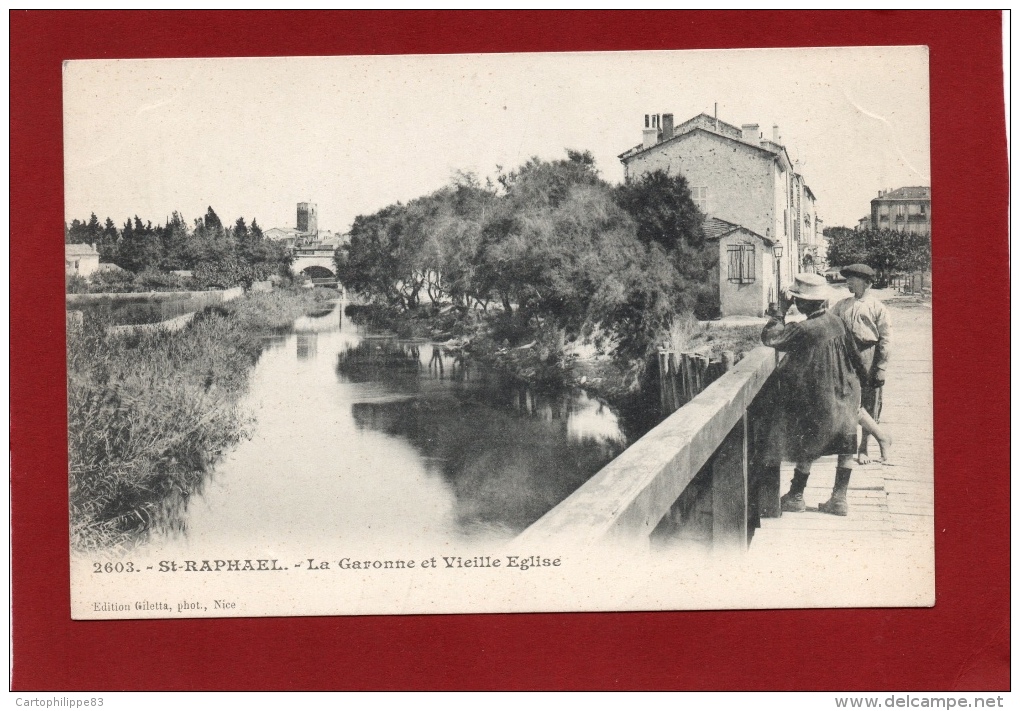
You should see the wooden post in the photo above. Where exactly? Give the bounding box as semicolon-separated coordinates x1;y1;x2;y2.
696;354;710;395
722;350;735;372
748;374;782;520
712;413;748;551
683;353;695;400
658;350;669;414
757;463;782;519
667;352;680;413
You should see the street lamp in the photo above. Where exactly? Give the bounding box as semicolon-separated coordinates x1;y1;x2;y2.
773;244;784;307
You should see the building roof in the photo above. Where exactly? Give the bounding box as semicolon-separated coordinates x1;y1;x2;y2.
264;227;303;238
801;179;817;201
619;113;795;173
65;243;98;256
873;186;931;201
703;217;774;246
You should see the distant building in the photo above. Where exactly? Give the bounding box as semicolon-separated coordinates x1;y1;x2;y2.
65;243;99;277
869;186;931;235
297;202;318;237
619;111;822;316
266;202;323;249
264;227;303;248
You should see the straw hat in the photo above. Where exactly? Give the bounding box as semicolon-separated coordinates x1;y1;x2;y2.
787;272;834;302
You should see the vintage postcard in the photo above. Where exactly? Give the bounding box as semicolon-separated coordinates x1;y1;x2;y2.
65;47;934;619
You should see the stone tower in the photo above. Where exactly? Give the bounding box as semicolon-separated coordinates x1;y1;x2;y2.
297;202;318;236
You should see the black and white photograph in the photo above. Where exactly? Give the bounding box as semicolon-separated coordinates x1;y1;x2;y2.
65;47;934;618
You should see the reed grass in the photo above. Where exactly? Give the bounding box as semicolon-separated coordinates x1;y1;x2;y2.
67;288;335;551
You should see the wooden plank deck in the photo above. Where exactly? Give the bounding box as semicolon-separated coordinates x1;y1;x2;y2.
750;296;934;553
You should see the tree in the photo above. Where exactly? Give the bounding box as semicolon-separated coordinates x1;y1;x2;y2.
66;219;85;244
614;169;706;252
613;169;716;318
99;217;120;263
336;204;412;307
250;218;264;241
824;227;871;269
66;213;103;245
114;215;163;272
202;206;223;235
157;211;190;270
825;226;931;286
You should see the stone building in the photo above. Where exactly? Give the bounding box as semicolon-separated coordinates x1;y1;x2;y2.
619;112;822;317
869;186;931;235
266;202;321;248
64;243;100;278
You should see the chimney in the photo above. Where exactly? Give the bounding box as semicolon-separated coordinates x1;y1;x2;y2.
661;113;674;141
773;124;780;142
642;113;660;149
741;123;760;143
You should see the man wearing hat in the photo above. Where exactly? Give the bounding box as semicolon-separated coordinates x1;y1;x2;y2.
762;273;868;516
831;263;893;466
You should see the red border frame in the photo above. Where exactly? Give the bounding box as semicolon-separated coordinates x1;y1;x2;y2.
11;11;1009;690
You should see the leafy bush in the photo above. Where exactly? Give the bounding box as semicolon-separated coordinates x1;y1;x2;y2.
134;268;196;292
66;273;89;294
88;267;137;293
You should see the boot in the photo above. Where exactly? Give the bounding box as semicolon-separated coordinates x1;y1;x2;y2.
780;469;810;513
819;467;852;516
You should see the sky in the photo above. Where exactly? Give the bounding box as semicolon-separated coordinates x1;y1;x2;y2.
63;47;930;234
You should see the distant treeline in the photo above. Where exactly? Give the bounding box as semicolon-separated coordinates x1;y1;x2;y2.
824;226;931;286
66;207;291;290
336;150;716;362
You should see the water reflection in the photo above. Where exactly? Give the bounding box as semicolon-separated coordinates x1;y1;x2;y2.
296;333;317;361
168;300;631;550
350;393;625;535
338;338;628;535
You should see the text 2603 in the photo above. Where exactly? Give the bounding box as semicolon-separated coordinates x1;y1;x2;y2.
92;561;136;573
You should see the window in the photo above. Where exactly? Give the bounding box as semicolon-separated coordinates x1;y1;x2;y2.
727;244;756;284
895;204;906;220
691;186;708;212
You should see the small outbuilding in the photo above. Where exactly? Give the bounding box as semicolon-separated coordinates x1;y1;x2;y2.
705;217;780;318
65;243;100;278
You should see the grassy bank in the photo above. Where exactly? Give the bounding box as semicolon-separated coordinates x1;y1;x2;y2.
67;288;335;551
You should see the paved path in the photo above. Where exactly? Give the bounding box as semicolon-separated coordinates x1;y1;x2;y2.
750;296;934;553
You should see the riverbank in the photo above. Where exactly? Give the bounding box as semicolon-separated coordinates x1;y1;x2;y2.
67;287;336;551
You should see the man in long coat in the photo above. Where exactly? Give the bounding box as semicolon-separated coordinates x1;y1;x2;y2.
762;273;868;516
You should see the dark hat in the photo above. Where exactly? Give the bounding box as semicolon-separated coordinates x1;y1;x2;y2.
840;263;876;280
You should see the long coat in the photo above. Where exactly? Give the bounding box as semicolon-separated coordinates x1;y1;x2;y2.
761;309;868;463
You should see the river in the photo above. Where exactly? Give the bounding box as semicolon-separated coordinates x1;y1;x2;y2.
154;300;630;554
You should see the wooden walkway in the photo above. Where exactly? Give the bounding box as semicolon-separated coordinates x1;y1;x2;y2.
750;297;934;553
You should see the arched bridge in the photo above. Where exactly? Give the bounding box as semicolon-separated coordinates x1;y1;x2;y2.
291;250;338;286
